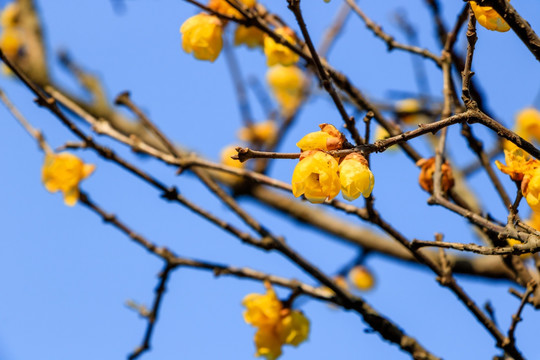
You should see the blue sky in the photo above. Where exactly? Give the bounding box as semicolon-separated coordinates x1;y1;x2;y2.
1;1;540;359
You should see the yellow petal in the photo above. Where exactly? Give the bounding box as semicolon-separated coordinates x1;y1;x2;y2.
291;151;340;203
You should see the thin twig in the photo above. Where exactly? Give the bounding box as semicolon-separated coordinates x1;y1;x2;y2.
288;0;363;145
506;281;536;347
128;265;176;360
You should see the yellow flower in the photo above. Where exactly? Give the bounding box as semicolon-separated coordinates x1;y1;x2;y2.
523;167;540;212
238;120;278;145
470;1;510;32
1;2;19;28
254;325;283;360
348;266;375;291
215;145;245;184
296;123;345;152
495;148;538;182
417;157;455;193
267;65;305;115
263;27;299;67
0;27;21;58
41;152;95;206
234;25;265;48
292;150;341;204
243;283;310;360
395;98;428;125
514;107;540;143
208;0;256;19
339;153;374;201
243;283;282;328
278;310;310;347
180;13;223;62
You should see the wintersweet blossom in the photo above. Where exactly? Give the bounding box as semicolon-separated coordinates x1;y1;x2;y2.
348;266;375;291
296;123;345;152
238;120;278;145
1;2;19;28
523;167;540;212
216;145;245;184
395;98;428;125
495;148;538;182
243;284;282;327
234;25;265;48
0;27;21;57
180;13;223;62
208;0;256;19
41;152;95;206
243;283;310;360
514;107;540;143
417;157;455;193
470;1;510;32
263;27;299;67
266;65;305;115
338;153;375;200
292;150;341;203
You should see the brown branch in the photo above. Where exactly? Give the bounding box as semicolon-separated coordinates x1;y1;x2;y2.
128;265;176;360
0;88;52;153
475;0;540;62
506;281;536;348
287;0;363;145
345;0;442;66
411;238;540;256
461;8;477;108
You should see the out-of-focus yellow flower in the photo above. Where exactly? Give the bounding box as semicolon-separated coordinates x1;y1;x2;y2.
348;266;375;291
278;310;310;347
296;123;345;152
506;238;532;259
208;0;256;19
41;152;95;206
263;27;299;67
243;284;282;327
1;2;19;28
292;150;341;203
523;167;540;212
470;1;510;32
514;107;540;143
267;65;305;115
243;282;310;360
495;148;538;182
339;153;374;201
395;98;428;125
417;157;455;193
180;13;223;62
254;325;283;360
215;145;245;184
0;27;21;57
234;25;265;48
238;120;278;145
374;125;398;151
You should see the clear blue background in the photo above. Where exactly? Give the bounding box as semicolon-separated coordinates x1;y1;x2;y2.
1;1;540;359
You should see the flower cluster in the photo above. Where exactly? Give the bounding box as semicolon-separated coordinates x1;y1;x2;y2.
470;1;510;32
243;282;310;360
0;2;23;74
41;152;95;206
292;124;374;203
179;1;308;116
